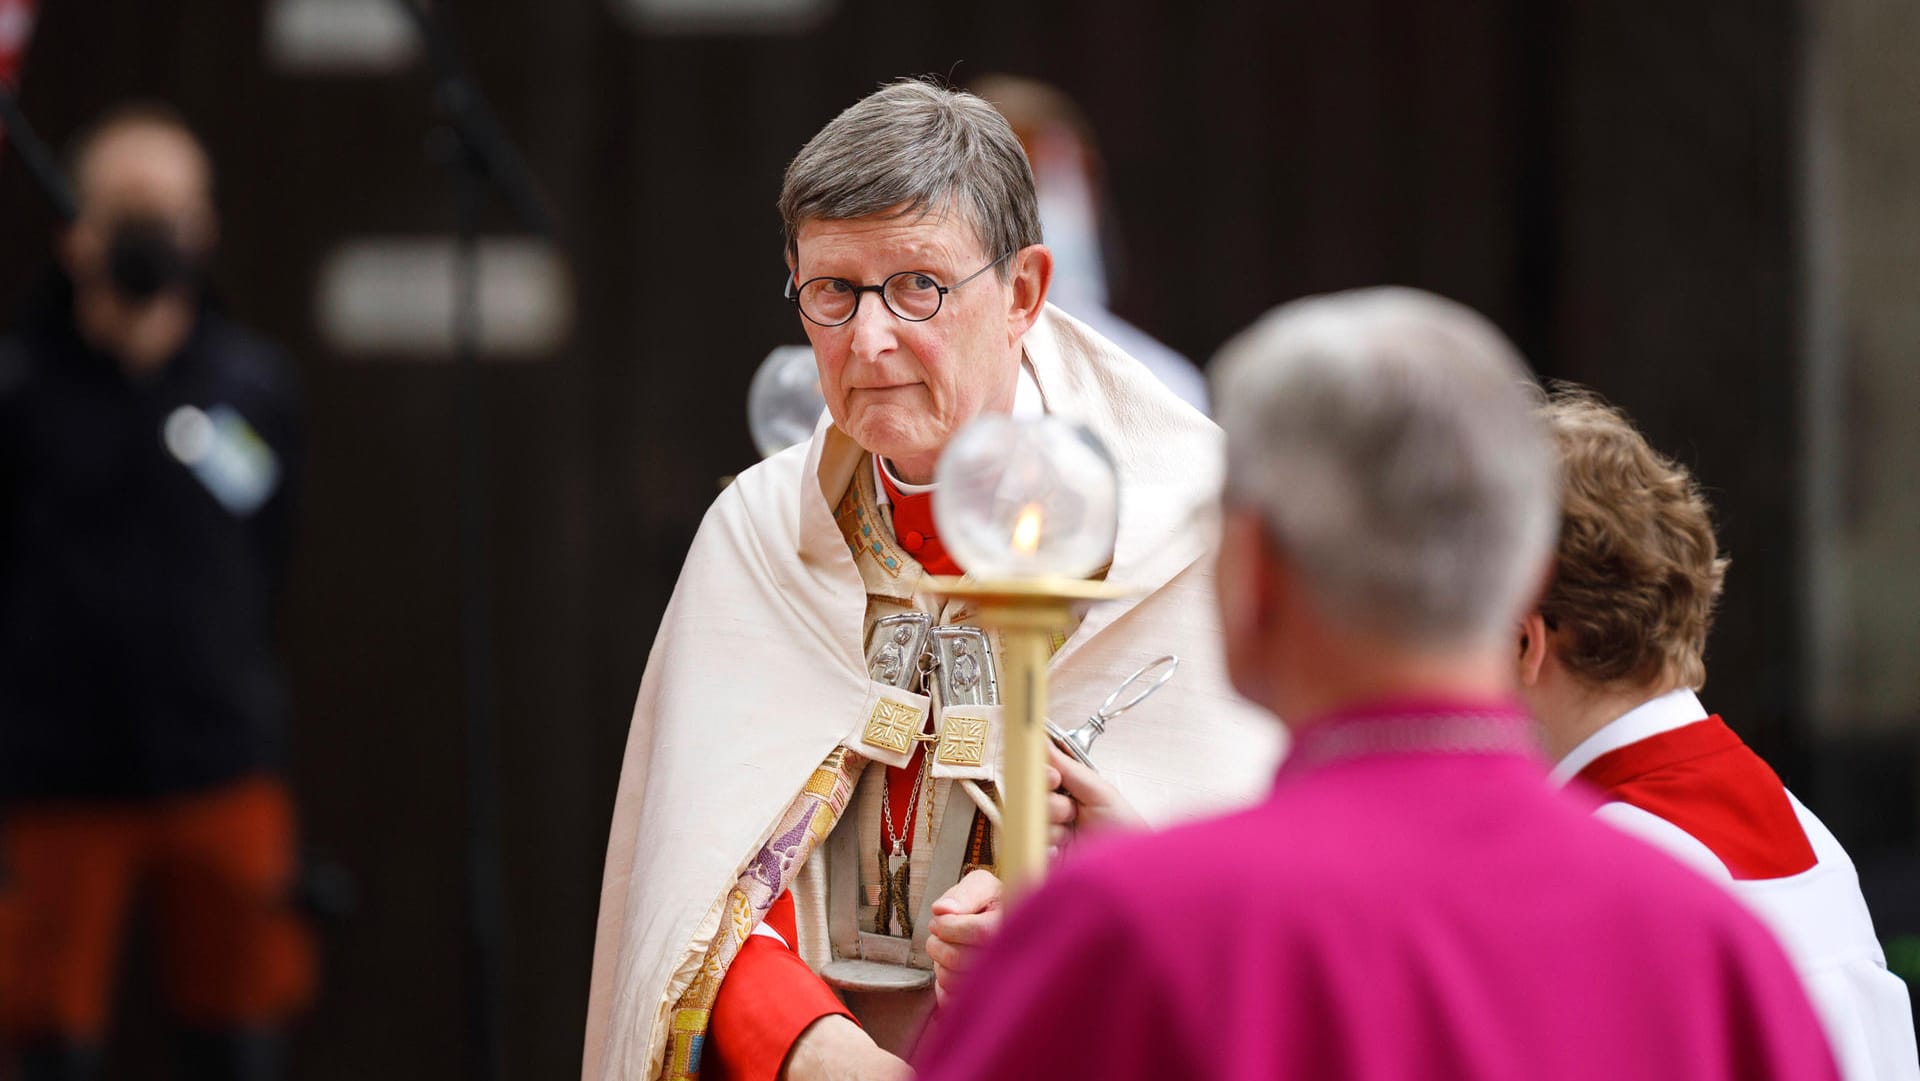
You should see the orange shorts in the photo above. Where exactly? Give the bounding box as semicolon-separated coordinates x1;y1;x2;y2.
0;776;316;1039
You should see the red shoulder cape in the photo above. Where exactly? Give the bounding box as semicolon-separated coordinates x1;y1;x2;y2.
1575;717;1815;881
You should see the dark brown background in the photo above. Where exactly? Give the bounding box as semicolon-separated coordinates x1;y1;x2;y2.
6;2;1896;1078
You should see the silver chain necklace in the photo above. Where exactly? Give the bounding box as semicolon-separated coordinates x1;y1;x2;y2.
875;751;929;937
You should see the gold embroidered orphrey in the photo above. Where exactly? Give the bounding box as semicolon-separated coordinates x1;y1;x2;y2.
937;715;989;767
862;698;924;755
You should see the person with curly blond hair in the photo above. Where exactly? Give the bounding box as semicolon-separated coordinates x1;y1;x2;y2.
1519;387;1918;1081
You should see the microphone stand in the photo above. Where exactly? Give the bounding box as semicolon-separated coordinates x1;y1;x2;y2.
388;5;555;1079
0;82;77;223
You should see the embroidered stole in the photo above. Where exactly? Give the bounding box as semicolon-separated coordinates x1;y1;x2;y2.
663;746;868;1080
663;456;1013;1079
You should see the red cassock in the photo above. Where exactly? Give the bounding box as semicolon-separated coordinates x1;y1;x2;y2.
702;890;847;1081
705;746;931;1081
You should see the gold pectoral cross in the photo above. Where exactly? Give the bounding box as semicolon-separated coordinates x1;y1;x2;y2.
874;840;913;938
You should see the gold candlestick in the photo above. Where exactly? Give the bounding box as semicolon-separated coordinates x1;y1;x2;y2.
923;575;1127;900
929;414;1125;900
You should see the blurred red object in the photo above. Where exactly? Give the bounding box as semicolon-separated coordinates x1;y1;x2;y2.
0;0;32;82
0;0;36;156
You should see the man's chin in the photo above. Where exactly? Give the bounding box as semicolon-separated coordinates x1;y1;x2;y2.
849;419;941;466
860;438;937;466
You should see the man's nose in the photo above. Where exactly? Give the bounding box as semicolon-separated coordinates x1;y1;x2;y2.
845;293;898;361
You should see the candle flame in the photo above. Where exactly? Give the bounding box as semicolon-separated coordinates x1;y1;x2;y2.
1011;502;1044;555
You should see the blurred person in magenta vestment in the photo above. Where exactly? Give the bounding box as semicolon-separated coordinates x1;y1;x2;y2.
912;288;1840;1081
0;103;311;1081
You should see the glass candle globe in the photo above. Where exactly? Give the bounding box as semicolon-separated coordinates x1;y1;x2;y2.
746;344;826;459
933;414;1119;580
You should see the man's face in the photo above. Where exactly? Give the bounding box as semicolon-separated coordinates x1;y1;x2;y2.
60;123;215;300
792;206;1039;483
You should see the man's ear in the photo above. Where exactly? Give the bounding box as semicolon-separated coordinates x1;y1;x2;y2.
1004;244;1053;344
1215;508;1271;701
1220;508;1292;638
1516;611;1551;688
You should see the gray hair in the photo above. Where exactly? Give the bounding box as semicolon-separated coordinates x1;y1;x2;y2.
1211;287;1558;647
779;79;1041;279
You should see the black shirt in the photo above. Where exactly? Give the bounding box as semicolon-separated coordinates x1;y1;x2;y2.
0;274;302;803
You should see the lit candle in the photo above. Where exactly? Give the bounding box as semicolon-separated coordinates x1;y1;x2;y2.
1010;502;1044;557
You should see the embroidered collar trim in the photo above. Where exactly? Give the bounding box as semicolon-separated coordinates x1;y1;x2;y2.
1279;701;1538;779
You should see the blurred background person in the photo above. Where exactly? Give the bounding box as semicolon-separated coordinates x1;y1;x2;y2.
969;73;1209;413
1522;387;1918;1081
0;103;310;1081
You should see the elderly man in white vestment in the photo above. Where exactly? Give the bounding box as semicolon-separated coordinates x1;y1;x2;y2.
582;79;1281;1081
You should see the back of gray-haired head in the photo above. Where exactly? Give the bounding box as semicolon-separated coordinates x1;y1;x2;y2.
1211;287;1558;647
779;79;1041;280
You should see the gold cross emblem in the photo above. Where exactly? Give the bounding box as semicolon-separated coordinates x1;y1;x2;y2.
937;715;989;767
861;699;923;755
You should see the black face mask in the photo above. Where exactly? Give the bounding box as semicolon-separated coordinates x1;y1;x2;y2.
104;218;197;303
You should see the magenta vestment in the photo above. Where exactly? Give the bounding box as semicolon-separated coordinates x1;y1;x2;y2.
913;700;1840;1081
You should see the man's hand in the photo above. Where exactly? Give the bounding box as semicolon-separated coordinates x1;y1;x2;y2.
927;869;1004;1007
782;1015;910;1081
927;759;1146;1009
1047;745;1147;845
